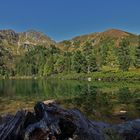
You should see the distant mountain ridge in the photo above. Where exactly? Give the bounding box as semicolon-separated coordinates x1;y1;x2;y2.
0;28;139;54
71;29;135;40
57;29;138;51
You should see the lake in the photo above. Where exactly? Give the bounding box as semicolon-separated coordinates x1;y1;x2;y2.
0;79;140;124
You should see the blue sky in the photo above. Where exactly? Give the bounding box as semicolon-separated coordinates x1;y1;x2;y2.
0;0;140;41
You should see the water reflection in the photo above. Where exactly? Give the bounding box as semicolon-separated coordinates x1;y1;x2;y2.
0;79;140;124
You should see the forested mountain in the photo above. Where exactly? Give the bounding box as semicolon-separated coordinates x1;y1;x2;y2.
0;29;55;76
0;29;140;77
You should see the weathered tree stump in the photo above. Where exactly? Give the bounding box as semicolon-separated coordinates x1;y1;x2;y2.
0;101;140;140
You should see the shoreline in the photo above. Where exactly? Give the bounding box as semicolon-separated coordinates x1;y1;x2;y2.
0;71;140;82
53;71;140;82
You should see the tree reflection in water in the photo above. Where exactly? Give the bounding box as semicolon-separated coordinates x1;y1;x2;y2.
0;79;140;124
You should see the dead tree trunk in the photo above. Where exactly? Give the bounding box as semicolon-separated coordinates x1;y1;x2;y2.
0;102;140;140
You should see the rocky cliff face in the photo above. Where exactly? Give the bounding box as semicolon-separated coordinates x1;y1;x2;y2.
0;30;19;47
19;30;55;48
0;29;55;55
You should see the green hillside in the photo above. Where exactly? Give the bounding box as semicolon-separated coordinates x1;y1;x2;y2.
0;28;140;79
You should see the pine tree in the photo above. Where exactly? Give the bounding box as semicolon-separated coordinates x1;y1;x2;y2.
82;41;93;56
43;63;50;76
105;47;119;68
86;54;98;72
54;55;66;73
135;35;140;68
72;51;85;73
118;39;131;71
82;41;97;73
63;40;72;73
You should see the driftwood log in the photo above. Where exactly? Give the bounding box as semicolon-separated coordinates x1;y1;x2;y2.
0;101;140;140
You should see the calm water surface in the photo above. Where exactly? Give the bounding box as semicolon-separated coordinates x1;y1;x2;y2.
0;79;140;124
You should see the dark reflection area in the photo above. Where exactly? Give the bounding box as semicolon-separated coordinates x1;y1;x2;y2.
0;79;140;124
118;87;135;103
62;85;140;124
62;85;111;123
